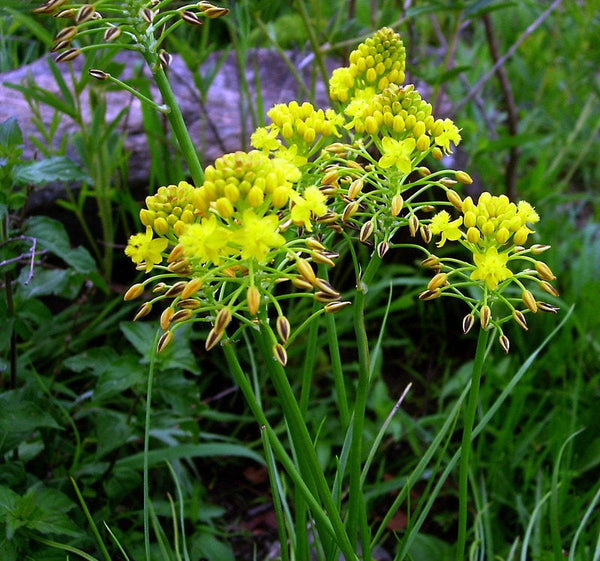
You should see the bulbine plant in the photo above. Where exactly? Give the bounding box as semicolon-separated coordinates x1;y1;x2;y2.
42;2;560;559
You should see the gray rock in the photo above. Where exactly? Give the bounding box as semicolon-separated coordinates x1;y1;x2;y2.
0;49;337;206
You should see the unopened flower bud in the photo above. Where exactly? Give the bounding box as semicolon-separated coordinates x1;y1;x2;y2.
446;189;463;210
314;278;340;298
214;307;232;333
54;26;77;43
512;310;528;331
537;302;559;314
462;313;474;334
499;334;510;354
181;277;203;299
273;343;287;366
539;281;559;297
347;178;364;199
33;0;69;14
377;241;389;258
178;298;201;310
311;250;336;267
342;201;359;222
427;273;448;291
359;220;375;242
197;1;230;18
480;305;491;329
420;225;432;244
171;309;193;323
157;330;173;353
530;244;551;254
296;258;316;285
324;301;352;313
181;10;204;25
89;69;109;80
391;194;404;217
534;261;556;281
408;214;419;237
75;4;95;24
205;327;224;350
522;290;538;313
421;255;441;269
418;289;441;301
455;171;473;184
103;26;121;42
134;302;153;321
431;147;443;160
247;286;260;316
55;47;81;63
160;307;175;330
291;276;314;291
165;281;187;298
276;316;291;344
124;283;145;301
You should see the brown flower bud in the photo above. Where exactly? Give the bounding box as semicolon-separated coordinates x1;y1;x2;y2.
205;327;223;351
418;289;441;301
273;343;287;366
377;241;389;259
89;69;109;80
276;316;291;344
462;313;474;334
157;330;173;353
324;301;352;313
455;170;473;184
160;307;175;330
165;281;188;298
311;250;336;267
537;302;559;314
103;26;121;42
32;0;68;14
347;178;364;199
181;10;204;25
499;334;510;354
539;281;559;297
480;305;491;329
178;298;201;310
530;244;551;254
75;4;95;24
420;225;432;244
512;310;528;331
359;220;375;242
54;25;77;43
55;48;81;63
141;7;157;24
171;309;193;323
391;194;404;217
342;201;359;222
291;276;314;291
408;214;419;237
313;278;340;298
214;307;232;333
134;302;153;321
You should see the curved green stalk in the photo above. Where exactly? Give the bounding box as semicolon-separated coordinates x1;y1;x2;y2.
455;326;491;561
252;325;359;560
150;65;204;186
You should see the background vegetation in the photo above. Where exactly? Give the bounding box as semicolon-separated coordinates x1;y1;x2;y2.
1;0;599;559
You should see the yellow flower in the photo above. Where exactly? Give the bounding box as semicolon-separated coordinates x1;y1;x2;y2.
378;136;416;173
251;126;281;152
178;214;232;266
429;210;463;247
470;247;513;290
434;118;461;154
125;227;168;273
233;210;285;262
290;186;328;231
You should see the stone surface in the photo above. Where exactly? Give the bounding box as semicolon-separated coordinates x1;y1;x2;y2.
0;49;337;204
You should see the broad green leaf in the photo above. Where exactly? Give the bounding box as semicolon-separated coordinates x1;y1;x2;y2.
23;216;96;273
17;268;84;300
13;156;90;186
0;117;22;153
0;390;62;454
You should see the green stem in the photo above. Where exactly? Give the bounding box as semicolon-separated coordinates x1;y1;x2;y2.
144;330;160;561
346;254;382;557
252;325;359;560
151;65;204;186
221;341;357;559
455;327;490;561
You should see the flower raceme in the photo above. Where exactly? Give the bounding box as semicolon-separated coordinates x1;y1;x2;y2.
120;26;555;356
421;191;558;351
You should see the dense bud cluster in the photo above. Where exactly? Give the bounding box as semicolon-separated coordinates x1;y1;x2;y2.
193;151;300;218
140;181;196;238
330;27;406;103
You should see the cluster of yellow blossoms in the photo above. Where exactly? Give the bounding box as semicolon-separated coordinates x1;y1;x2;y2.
422;192;558;352
122;26;557;356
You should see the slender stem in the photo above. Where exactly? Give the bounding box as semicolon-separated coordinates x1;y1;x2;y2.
144;330;160;561
346;254;381;557
252;325;359;560
150;65;204;186
221;341;357;559
455;327;490;561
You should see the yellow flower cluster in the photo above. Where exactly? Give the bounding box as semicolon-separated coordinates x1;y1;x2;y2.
193;150;300;218
140;181;196;238
329;27;406;103
461;193;539;247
